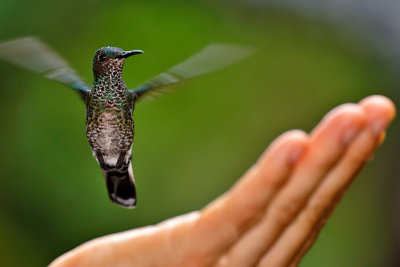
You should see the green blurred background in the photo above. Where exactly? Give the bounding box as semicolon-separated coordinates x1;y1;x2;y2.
0;0;399;266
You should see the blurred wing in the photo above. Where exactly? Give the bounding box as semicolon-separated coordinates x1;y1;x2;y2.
129;43;254;102
0;37;90;101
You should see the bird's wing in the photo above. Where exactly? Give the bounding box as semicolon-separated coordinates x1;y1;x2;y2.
129;43;254;102
0;37;90;101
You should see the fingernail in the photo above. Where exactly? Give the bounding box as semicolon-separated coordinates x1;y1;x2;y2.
342;126;362;145
290;146;306;164
372;120;387;135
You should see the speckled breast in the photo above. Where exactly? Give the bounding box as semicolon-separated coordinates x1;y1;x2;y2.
86;89;134;155
86;108;134;155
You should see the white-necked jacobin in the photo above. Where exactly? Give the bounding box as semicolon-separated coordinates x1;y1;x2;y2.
0;37;253;208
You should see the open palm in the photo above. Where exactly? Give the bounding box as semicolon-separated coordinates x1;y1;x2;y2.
50;95;395;267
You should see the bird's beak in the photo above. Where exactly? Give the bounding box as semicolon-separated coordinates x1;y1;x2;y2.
117;50;144;59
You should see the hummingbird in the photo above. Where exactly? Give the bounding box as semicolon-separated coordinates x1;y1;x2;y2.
0;37;253;208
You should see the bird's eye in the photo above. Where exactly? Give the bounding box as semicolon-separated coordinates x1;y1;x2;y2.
99;54;107;62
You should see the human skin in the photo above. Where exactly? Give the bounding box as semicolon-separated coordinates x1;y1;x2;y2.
50;95;396;267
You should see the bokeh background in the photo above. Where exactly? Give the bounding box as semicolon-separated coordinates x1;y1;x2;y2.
0;0;399;266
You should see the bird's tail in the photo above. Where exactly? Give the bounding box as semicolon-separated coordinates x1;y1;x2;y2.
102;162;136;208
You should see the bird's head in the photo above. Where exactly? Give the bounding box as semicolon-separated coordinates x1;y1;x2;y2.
92;46;143;80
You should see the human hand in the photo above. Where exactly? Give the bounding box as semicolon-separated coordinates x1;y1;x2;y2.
50;95;395;267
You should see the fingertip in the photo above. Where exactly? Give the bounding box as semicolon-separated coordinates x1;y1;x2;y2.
281;129;309;140
321;103;367;126
359;95;396;115
262;130;309;166
311;103;366;145
281;130;309;163
359;95;396;134
272;129;309;147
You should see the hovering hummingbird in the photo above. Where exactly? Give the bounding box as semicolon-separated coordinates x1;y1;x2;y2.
0;37;253;208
